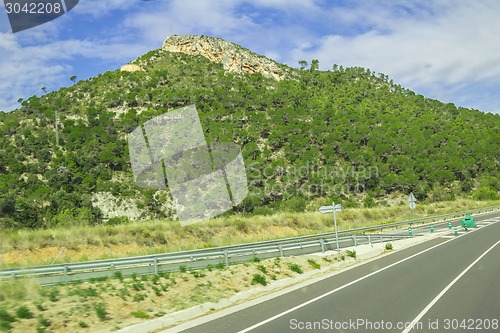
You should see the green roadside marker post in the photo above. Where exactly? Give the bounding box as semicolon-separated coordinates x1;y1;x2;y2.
448;222;452;229
454;226;458;236
461;214;476;229
430;224;434;233
408;226;413;236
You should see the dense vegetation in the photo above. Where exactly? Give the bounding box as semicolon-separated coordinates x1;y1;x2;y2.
0;43;499;229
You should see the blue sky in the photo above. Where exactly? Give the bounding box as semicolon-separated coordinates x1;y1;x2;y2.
1;0;500;114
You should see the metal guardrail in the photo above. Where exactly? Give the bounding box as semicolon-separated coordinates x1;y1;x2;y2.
0;205;499;285
0;234;412;285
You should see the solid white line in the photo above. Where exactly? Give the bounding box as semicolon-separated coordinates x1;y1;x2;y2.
401;239;500;333
234;236;459;333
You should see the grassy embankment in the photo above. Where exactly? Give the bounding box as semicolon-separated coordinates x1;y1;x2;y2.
0;198;498;332
0;252;353;333
1;198;498;267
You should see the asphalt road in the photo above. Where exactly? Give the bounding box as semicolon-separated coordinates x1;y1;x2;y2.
172;212;500;333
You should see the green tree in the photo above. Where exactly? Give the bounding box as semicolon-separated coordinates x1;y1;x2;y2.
298;60;308;70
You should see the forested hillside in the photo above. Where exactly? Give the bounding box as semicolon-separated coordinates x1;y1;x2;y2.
0;35;499;229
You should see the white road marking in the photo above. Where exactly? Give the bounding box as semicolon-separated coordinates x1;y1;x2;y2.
234;219;500;333
234;235;464;333
401;239;500;333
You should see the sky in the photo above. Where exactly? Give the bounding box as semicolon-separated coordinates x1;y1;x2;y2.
1;0;500;114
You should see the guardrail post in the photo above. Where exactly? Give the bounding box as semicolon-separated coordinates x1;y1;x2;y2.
320;239;325;253
279;245;284;257
368;235;371;245
224;250;229;266
154;257;158;275
63;265;68;284
353;235;357;247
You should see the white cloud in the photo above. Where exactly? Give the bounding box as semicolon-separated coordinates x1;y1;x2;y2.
123;0;256;44
73;0;138;17
0;33;147;111
286;1;500;113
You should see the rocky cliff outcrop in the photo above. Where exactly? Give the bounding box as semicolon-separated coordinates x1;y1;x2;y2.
120;64;143;72
162;35;286;80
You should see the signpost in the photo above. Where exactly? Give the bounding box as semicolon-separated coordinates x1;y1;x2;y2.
408;192;416;221
319;202;342;252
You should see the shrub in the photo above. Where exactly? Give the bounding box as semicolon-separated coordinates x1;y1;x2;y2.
152;286;162;296
113;271;123;281
257;265;268;274
48;289;59;302
179;265;187;273
0;321;13;332
473;187;499;201
190;270;206;278
107;216;130;225
346;250;357;259
15;306;33;319
37;315;50;328
251;274;267;286
288;263;303;274
35;302;45;312
131;311;149;319
308;259;321;269
94;303;107;321
133;293;146;302
385;243;393;251
132;282;145;291
0;309;16;323
78;321;89;328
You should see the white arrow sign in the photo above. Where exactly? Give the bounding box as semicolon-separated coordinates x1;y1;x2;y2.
319;204;342;214
319;205;334;214
408;192;416;203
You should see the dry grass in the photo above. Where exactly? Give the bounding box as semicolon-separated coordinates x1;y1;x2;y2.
0;198;498;267
0;253;351;333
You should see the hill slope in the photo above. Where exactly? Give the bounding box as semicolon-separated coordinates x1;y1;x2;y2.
0;35;499;229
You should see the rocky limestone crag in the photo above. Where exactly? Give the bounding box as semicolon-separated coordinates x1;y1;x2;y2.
162;35;286;80
120;64;143;72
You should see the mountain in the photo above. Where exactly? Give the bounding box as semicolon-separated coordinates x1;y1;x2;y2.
0;35;499;229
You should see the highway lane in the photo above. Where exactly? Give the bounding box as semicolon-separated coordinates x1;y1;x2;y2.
382;210;500;236
416;238;500;333
170;212;500;333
